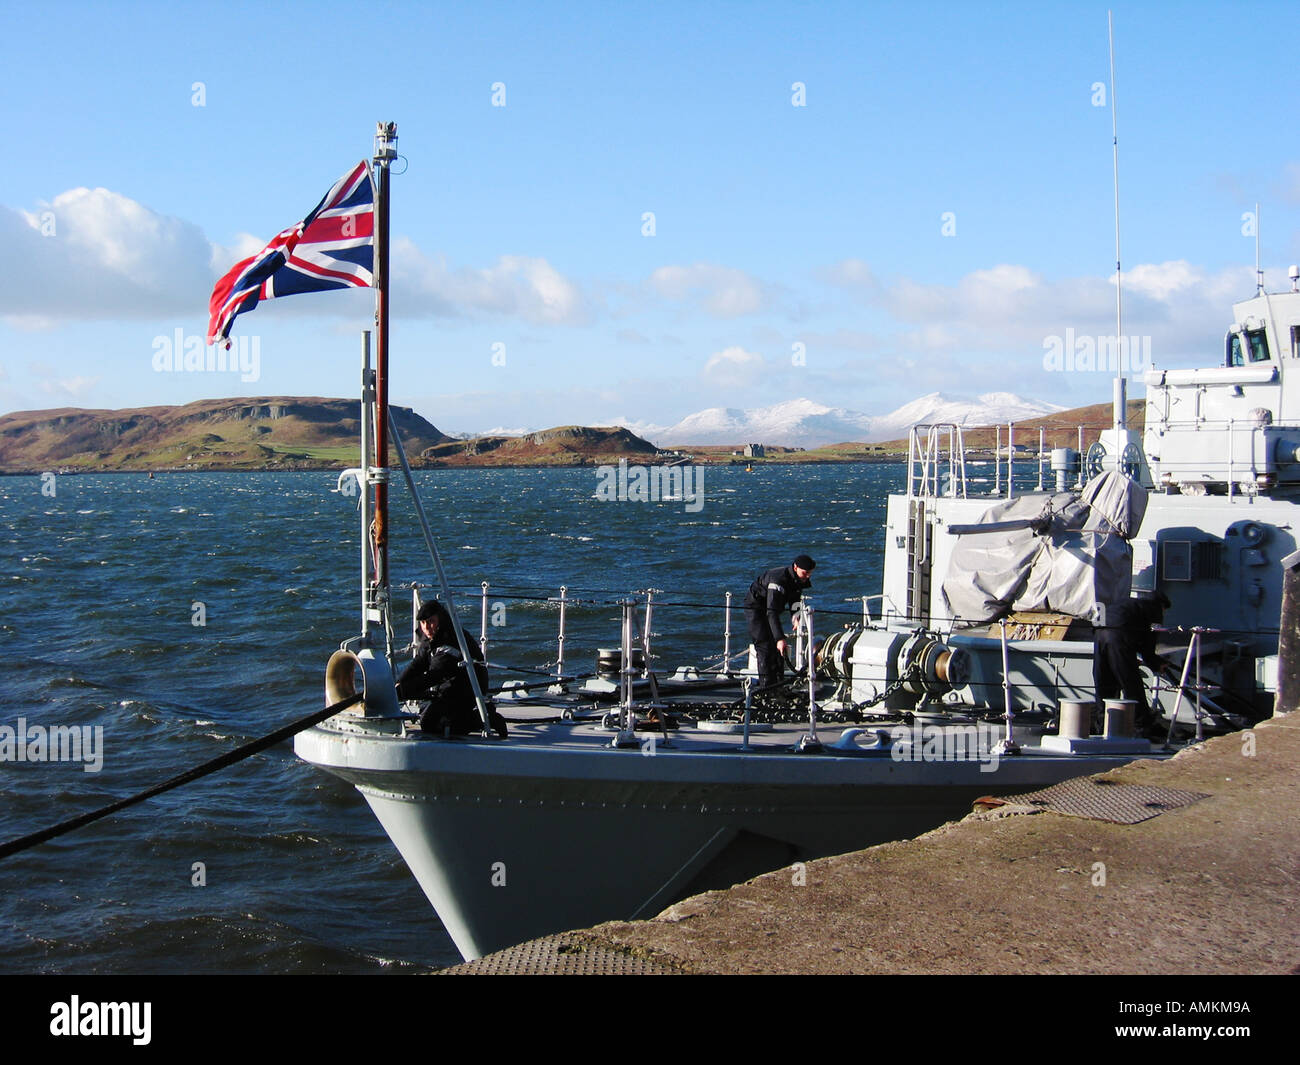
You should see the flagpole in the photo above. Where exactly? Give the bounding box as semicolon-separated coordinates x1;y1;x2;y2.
372;122;398;636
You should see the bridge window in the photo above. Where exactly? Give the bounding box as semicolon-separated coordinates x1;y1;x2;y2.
1228;333;1244;366
1247;328;1271;362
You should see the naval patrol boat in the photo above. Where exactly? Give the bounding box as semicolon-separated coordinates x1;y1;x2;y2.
293;126;1292;963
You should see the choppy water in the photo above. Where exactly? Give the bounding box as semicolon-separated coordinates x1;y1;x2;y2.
0;463;901;973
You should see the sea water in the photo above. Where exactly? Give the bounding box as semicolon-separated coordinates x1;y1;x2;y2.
0;463;900;973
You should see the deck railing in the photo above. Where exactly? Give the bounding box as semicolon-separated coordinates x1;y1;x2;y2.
908;422;1131;501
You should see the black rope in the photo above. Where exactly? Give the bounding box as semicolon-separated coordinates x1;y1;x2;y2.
0;691;363;861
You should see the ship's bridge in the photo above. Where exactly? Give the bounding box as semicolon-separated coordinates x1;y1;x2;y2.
1143;283;1300;496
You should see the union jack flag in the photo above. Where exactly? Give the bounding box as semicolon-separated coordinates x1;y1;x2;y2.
207;161;375;346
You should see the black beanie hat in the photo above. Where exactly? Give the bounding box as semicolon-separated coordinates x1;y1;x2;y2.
793;554;816;571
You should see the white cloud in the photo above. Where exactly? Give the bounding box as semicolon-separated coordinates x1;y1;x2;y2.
841;259;1257;365
2;189;213;322
29;364;103;401
210;232;270;276
392;240;589;325
701;345;767;389
648;263;768;317
820;258;880;292
0;188;592;330
1123;260;1235;303
3;314;58;332
888;264;1064;328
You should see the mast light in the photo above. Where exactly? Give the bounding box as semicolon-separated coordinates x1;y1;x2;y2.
374;121;398;163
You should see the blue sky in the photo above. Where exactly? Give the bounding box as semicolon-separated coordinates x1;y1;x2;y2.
2;0;1298;435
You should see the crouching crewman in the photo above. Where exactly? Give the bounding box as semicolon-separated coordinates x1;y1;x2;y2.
397;599;507;738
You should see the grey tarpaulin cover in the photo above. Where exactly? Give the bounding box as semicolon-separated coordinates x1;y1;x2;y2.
942;471;1146;624
1081;468;1149;538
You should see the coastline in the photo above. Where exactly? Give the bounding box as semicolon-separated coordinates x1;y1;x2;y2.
0;451;918;475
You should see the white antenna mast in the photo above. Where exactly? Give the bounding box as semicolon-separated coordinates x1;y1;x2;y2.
1109;10;1125;429
1256;201;1264;294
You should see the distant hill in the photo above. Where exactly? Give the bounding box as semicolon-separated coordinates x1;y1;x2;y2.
420;425;661;467
466;393;1069;447
0;397;451;472
808;401;1144;458
920;400;1145;451
0;398;666;473
0;395;1140;472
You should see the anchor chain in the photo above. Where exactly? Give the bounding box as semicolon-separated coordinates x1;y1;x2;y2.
673;661;925;724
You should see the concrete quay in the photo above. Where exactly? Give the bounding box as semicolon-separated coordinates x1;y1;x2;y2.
445;710;1299;975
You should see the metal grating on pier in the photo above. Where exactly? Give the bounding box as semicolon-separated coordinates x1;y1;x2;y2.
439;934;682;975
999;778;1211;824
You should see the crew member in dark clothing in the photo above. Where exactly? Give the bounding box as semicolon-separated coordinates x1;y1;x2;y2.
1093;592;1171;735
397;600;506;737
744;554;816;692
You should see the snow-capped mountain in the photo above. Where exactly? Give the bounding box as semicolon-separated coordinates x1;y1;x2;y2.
654;398;875;448
450;393;1064;449
648;393;1064;448
865;392;1067;444
445;426;532;440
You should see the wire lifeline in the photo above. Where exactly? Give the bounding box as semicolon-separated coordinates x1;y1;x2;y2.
0;691;363;862
423;587;880;619
406;581;889;618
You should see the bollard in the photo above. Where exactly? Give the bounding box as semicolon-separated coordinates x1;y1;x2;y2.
1059;699;1092;739
1103;699;1137;739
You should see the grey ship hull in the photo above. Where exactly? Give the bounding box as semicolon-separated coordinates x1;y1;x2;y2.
296;718;1159;960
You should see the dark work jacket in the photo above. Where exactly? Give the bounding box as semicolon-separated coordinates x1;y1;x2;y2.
397;634;489;719
744;565;811;643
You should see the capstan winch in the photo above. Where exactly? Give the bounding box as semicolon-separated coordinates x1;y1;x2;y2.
819;627;972;710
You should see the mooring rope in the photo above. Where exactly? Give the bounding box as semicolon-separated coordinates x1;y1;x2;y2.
0;691;363;861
